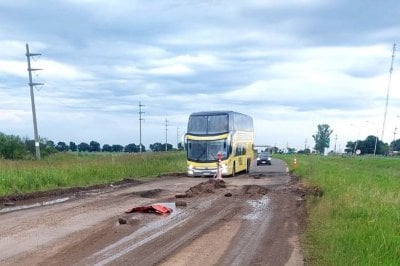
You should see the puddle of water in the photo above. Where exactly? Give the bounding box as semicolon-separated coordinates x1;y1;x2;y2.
0;197;71;214
243;197;270;220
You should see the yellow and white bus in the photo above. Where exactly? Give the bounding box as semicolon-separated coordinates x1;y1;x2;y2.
185;111;254;177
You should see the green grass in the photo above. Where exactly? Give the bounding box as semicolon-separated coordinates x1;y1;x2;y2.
0;151;186;197
277;154;400;265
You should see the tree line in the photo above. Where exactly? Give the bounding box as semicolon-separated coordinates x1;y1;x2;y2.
306;124;397;155
0;132;182;160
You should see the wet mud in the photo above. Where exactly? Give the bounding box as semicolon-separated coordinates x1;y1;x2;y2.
241;184;269;195
185;179;226;197
0;178;144;208
131;189;164;198
0;159;312;266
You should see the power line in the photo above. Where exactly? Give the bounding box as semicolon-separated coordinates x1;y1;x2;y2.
25;43;44;160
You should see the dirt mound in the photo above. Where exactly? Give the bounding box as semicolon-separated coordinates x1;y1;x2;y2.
288;175;323;197
242;185;268;195
290;184;323;197
185;179;226;197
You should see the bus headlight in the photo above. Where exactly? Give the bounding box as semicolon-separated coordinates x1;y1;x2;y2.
187;164;194;175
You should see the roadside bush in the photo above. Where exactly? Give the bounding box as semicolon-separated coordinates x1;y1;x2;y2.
25;138;58;158
0;132;27;159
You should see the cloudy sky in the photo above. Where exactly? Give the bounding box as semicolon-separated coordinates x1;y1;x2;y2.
1;0;399;151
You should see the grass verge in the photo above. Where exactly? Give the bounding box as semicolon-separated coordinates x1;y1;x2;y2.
277;154;400;265
0;151;186;197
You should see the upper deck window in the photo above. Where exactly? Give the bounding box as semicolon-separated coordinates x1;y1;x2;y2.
188;114;228;134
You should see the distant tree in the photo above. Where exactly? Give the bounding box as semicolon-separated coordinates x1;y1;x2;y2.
25;138;57;157
56;142;69;152
162;143;173;151
0;133;26;159
359;135;378;154
45;140;55;149
297;148;311;154
287;147;296;154
177;142;184;150
313;124;333;154
347;136;386;155
78;142;90;152
111;144;124;152
24;139;36;156
102;144;112;152
89;141;101;152
150;142;163;152
390;139;400;152
138;144;146;152
69;141;77;152
124;143;138;153
345;141;355;154
41;139;57;156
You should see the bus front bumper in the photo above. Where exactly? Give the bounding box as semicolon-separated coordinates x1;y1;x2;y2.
187;164;228;177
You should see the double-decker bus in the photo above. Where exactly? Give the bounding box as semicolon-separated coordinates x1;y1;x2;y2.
185;111;254;177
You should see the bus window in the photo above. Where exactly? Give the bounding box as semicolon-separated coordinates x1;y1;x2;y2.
235;146;241;156
207;115;228;134
188;115;228;134
188;140;207;161
187;139;228;162
188;116;207;134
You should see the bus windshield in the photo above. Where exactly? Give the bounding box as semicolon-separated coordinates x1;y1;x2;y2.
188;115;228;135
187;139;228;162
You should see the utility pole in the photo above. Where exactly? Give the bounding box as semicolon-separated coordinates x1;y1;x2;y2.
165;118;168;151
392;127;397;152
25;43;44;160
139;101;145;153
334;134;337;154
177;126;179;150
381;43;396;142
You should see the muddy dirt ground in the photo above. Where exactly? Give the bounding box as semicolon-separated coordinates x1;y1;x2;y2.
0;159;309;266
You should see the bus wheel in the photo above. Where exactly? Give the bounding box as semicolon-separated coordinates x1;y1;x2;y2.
232;163;236;177
246;159;250;173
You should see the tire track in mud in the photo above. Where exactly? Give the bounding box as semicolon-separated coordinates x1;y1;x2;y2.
51;181;274;265
85;195;238;265
219;196;272;266
161;194;272;266
1;159;306;266
0;177;202;265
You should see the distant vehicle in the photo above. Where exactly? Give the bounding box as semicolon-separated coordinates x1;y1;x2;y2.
185;111;254;177
257;152;271;166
